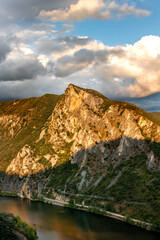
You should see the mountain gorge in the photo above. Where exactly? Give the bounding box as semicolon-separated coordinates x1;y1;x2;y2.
0;84;160;231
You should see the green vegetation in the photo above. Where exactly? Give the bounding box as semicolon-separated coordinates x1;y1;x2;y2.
106;154;160;225
49;151;160;231
0;212;38;240
68;199;75;208
104;202;116;212
47;160;79;191
38;157;52;169
33;138;55;157
149;142;160;158
0;94;61;170
0;190;17;197
66;131;74;138
55;140;74;166
150;112;160;125
116;122;120;128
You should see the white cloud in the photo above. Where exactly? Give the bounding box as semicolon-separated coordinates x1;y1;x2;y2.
48;35;160;98
108;1;150;18
38;0;150;22
1;26;160;100
98;35;160;97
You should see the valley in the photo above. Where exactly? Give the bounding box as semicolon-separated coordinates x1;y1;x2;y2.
0;84;160;232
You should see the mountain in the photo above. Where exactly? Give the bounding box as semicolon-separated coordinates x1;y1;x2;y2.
150;112;160;125
0;84;160;231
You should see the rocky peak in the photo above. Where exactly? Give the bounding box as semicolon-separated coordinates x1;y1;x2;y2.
64;84;104;113
65;83;80;94
45;85;160;171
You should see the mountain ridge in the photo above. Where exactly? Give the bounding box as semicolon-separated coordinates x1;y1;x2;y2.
0;84;160;232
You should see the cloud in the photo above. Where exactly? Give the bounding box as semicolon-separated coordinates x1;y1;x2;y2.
55;48;109;77
0;39;11;63
55;49;94;77
32;24;56;31
0;22;160;102
107;1;150;18
0;76;66;101
32;23;74;35
122;92;160;112
38;0;150;22
100;36;160;98
0;0;76;25
0;56;46;81
45;35;160;99
36;35;92;54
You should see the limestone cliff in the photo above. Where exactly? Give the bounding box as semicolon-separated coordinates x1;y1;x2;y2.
47;85;160;168
0;84;160;227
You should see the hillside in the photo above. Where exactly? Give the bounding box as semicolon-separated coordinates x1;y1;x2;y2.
0;94;60;170
0;212;38;240
150;112;160;125
0;84;160;231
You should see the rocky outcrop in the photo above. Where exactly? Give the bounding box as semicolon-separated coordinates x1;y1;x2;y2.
45;84;160;170
0;115;24;138
0;84;160;225
6;145;44;177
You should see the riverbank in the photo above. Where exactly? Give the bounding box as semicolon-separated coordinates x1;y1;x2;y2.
1;195;159;240
0;212;38;240
41;195;153;232
0;192;157;233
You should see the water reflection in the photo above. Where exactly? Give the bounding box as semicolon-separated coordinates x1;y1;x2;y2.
0;197;159;240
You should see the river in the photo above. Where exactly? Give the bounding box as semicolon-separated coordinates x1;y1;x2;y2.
0;196;159;240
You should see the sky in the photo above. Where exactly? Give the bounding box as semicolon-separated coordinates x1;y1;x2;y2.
0;0;160;111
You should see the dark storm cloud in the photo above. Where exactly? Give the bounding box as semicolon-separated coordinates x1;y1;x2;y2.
54;47;126;78
55;48;108;77
37;35;92;54
0;76;65;101
0;57;46;81
0;40;11;62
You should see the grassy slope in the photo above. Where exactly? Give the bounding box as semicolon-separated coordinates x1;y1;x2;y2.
150;112;160;125
0;94;61;170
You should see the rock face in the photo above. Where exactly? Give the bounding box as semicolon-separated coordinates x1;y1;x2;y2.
6;145;44;177
0;84;160;225
47;84;160;169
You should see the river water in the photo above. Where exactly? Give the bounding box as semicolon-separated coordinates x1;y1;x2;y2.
0;196;159;240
